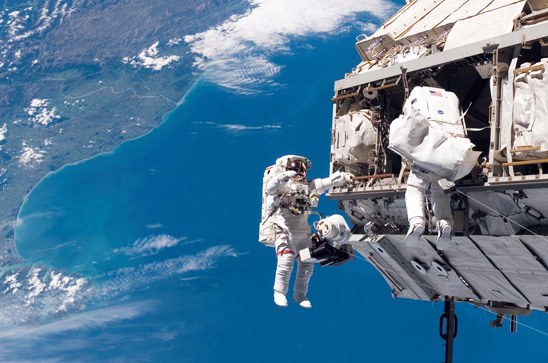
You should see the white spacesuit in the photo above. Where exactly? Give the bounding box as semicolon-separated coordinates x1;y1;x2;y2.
389;86;480;250
265;155;353;308
405;170;453;250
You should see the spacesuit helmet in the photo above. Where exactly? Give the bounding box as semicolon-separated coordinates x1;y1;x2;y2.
286;159;307;181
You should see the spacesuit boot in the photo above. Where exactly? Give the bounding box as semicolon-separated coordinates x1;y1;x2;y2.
293;296;312;309
405;222;425;247
405;199;426;247
436;219;452;250
274;291;288;307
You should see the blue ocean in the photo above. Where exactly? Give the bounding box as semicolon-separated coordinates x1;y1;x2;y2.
9;26;548;363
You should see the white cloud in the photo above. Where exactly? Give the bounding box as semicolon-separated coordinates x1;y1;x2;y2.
0;268;89;325
24;98;61;126
123;41;181;71
195;121;282;133
184;0;393;93
0;301;153;340
118;234;185;256
0;124;7;141
48;272;87;312
3;273;22;294
219;123;282;132
94;245;239;300
0;245;236;329
24;268;46;306
18;142;46;168
5;2;74;43
146;223;163;229
0;301;155;362
167;37;183;46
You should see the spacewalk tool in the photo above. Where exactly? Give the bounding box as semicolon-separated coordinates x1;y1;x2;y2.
299;214;353;266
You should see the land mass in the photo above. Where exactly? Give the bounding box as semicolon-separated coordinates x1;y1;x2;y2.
0;0;249;264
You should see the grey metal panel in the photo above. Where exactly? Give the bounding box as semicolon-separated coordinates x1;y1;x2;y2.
517;235;548;268
404;0;469;37
360;238;436;300
371;0;441;39
334;22;548;91
442;0;523;26
351;234;479;302
352;234;547;309
349;236;407;297
383;235;480;300
425;236;529;306
470;236;548;309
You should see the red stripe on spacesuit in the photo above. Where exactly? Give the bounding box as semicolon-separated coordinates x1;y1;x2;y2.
276;249;294;256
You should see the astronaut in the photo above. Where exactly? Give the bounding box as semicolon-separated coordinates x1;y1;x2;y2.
265;155;353;308
388;86;478;251
405;170;453;250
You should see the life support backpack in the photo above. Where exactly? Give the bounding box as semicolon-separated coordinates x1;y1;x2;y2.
388;86;480;181
258;155;311;247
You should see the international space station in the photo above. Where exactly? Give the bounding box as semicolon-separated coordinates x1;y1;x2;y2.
313;0;547;361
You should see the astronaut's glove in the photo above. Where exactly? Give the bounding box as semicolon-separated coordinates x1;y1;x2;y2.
331;171;354;186
341;172;354;183
281;170;297;182
313;171;354;194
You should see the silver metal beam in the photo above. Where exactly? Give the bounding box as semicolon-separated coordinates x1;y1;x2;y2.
334;22;548;92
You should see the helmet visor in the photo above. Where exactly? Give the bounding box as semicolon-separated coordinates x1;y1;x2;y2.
287;160;307;180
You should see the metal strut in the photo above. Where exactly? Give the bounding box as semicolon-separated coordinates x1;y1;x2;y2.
439;298;458;363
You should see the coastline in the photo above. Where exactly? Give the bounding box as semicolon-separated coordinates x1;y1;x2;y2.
10;76;207;265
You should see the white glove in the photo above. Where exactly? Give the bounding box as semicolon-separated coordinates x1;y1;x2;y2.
341;172;354;183
281;170;297;181
331;171;354;187
312;171;354;194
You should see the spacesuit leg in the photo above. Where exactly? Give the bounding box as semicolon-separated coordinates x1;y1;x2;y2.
294;260;314;301
430;181;453;250
273;225;294;297
405;183;426;225
404;171;427;246
430;180;453;225
290;226;313;308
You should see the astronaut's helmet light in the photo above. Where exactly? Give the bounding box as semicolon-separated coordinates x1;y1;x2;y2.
286;159;307;181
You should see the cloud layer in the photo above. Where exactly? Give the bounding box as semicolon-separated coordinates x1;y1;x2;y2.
117;234;185;256
194;121;282;133
184;0;394;93
94;244;239;301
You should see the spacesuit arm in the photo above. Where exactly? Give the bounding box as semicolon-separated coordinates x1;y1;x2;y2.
311;171;354;195
266;171;297;195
